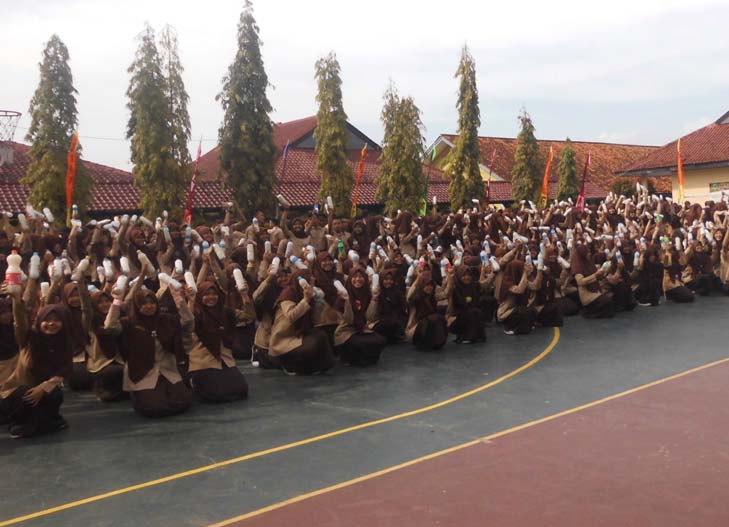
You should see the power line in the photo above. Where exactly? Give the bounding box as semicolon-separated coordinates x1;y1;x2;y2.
13;125;218;143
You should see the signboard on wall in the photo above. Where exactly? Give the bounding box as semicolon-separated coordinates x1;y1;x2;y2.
709;181;729;192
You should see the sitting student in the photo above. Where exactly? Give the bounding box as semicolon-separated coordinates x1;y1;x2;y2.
252;265;289;369
61;281;94;390
571;244;616;319
447;265;489;343
185;281;249;402
269;270;335;375
107;288;192;418
1;297;73;439
369;269;407;343
0;297;19;390
663;248;694;303
87;291;126;401
334;267;386;366
635;247;664;306
406;270;448;351
498;260;537;334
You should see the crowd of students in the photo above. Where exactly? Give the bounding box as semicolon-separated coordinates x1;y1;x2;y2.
0;187;728;438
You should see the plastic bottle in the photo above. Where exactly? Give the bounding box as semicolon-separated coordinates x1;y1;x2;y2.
115;275;128;294
29;252;40;280
6;251;22;286
120;256;130;275
174;259;184;275
333;279;348;298
270;257;280;274
184;271;198;293
337;240;345;257
159;272;182;290
43;207;54;223
289;255;308;270
233;268;247;291
247;243;256;262
213;243;226;261
96;266;106;283
72;258;90;281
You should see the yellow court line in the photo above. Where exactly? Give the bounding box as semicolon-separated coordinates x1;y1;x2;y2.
0;329;560;527
209;354;729;527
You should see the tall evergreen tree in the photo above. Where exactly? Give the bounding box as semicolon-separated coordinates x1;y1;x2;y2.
127;25;189;216
159;26;191;171
217;0;276;216
314;52;353;216
23;34;91;221
556;137;578;201
445;45;483;211
511;109;542;203
376;84;426;216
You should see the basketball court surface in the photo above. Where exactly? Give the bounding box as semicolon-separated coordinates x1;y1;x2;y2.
2;296;728;527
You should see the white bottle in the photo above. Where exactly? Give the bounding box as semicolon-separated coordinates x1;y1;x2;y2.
184;271;198;293
6;251;22;286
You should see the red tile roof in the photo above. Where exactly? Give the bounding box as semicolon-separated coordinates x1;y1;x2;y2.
621;118;729;175
440;135;659;193
0;142;232;213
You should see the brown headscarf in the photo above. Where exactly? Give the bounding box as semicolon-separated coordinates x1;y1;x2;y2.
61;282;90;351
0;298;19;361
312;251;341;306
499;260;526;304
344;267;371;332
28;304;74;382
90;291;119;359
275;269;314;336
409;271;438;319
123;289;181;382
194;281;236;360
571;245;599;293
450;265;481;314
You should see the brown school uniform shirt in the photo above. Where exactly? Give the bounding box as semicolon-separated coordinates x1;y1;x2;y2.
268;298;312;357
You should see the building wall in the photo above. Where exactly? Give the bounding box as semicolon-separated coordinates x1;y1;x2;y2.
671;166;729;203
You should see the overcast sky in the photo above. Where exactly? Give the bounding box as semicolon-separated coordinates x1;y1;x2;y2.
3;0;729;170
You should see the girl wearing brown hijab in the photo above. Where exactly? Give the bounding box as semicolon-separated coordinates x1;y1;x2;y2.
1;296;73;439
528;250;565;328
186;281;249;402
61;281;94;391
635;247;663;306
86;291;126;401
497;260;537;335
663;248;694;303
252;266;289;369
106;288;192;417
224;262;257;360
571;244;616;318
333;267;386;366
369;269;407;342
269;269;335;375
447;265;488;343
311;251;343;344
406;270;448;351
0;297;19;389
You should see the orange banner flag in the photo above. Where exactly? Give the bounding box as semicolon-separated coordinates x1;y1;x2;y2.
65;132;79;216
677;138;685;203
538;146;554;209
351;143;368;216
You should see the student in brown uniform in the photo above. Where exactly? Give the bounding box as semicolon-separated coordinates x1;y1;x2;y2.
406;270;448;351
311;251;343;344
87;291;126;401
252;266;289;369
497;260;537;335
186;281;249;402
571;244;616;318
269;269;335;375
334;267;386;366
447;265;489;343
1;296;73;439
61;281;94;390
106;288;192;417
662;248;695;303
369;269;407;343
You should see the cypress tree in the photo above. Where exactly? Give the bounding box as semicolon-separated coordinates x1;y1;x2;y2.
314;52;353;216
217;0;276;216
445;45;483;211
556;137;578;201
23;34;91;221
511;109;542;203
159;25;191;175
376;84;426;216
127;25;188;216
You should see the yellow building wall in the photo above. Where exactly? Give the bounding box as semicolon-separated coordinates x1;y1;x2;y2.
671;166;729;203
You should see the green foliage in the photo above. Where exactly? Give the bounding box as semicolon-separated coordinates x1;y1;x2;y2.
445;45;483;211
511;109;543;203
556;137;578;201
376;84;427;216
314;52;353;216
127;24;191;217
23;34;91;221
217;0;276;217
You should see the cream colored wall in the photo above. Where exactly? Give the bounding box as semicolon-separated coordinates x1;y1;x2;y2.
671;166;729;203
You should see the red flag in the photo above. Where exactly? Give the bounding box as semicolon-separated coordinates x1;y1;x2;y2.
485;149;496;204
677;138;685;203
65;132;79;213
184;139;202;225
575;152;591;213
351;144;368;216
538;146;554;209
